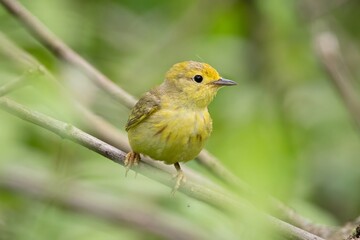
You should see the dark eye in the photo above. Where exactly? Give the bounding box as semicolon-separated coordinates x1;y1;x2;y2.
193;75;203;83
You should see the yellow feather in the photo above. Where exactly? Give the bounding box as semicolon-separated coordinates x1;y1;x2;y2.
126;61;235;165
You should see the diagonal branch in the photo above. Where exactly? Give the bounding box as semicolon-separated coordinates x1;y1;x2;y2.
329;216;360;240
0;0;137;109
0;96;325;240
0;74;29;97
313;28;360;131
0;96;241;208
0;166;211;240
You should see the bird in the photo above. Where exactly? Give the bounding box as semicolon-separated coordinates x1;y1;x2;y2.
125;61;237;193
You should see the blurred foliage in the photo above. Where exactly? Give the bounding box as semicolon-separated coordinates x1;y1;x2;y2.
1;0;360;239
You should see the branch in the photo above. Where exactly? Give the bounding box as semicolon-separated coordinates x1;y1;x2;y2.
0;166;211;240
199;148;333;238
0;97;325;240
0;0;137;109
0;31;39;69
275;201;337;239
0;96;242;208
298;0;351;22
0;74;28;97
313;28;360;130
329;217;360;240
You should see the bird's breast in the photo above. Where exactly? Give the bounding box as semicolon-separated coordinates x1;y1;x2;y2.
128;107;212;164
156;108;212;143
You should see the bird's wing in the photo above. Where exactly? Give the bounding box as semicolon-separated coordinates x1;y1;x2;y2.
125;90;161;131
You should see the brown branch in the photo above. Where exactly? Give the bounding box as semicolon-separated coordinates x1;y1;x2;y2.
0;96;326;240
298;0;351;22
313;28;360;131
275;200;337;239
329;217;360;240
199;149;334;238
0;166;211;240
0;0;137;109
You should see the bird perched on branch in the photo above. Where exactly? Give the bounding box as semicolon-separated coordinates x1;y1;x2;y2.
125;61;236;193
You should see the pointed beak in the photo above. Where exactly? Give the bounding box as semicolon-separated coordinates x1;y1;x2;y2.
211;78;237;86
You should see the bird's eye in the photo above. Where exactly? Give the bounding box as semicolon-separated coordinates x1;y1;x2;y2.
193;75;203;83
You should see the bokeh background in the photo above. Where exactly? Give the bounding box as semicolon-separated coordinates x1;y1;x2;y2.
0;0;359;239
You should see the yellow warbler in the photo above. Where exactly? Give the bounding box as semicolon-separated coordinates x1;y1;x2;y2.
125;61;236;192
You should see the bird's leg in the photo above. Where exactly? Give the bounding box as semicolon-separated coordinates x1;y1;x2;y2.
171;162;186;195
124;151;140;177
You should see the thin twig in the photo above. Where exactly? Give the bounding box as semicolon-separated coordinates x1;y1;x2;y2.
0;74;28;97
275;200;337;239
0;166;211;240
0;0;137;109
313;28;360;130
199;145;334;238
0;32;37;68
197;150;250;190
0;97;325;240
298;0;351;22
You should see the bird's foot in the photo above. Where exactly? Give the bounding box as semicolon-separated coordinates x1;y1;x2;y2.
171;163;186;195
124;152;140;177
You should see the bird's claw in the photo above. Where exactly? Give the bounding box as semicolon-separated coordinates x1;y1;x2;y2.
171;170;186;195
124;152;140;177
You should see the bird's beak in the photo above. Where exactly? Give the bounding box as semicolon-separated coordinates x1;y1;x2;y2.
211;78;237;86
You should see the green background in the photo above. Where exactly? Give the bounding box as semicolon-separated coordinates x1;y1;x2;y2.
0;0;359;239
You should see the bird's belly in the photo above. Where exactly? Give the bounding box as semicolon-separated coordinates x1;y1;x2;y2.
128;109;212;164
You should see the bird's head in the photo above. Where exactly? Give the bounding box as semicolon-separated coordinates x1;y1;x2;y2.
164;61;236;109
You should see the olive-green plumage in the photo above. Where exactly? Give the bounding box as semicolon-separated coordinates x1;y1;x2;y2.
126;87;212;164
125;61;236;192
